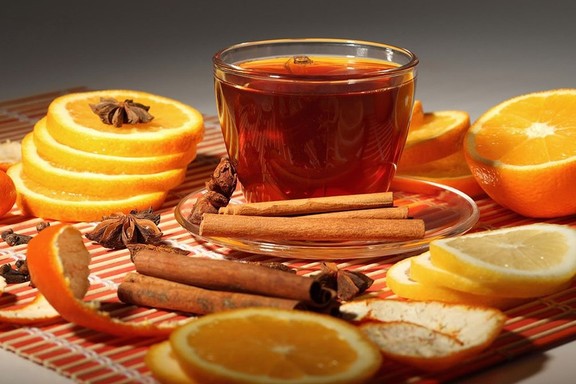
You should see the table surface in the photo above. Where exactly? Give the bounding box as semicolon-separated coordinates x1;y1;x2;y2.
2;1;576;382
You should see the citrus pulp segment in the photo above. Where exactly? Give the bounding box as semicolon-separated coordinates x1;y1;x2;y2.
7;163;168;222
32;117;197;174
21;133;186;197
429;223;576;298
169;307;382;384
45;90;204;156
464;89;576;218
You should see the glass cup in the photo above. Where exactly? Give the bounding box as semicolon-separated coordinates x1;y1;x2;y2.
213;38;418;203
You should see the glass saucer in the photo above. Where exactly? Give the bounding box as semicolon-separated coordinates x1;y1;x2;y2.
174;178;479;260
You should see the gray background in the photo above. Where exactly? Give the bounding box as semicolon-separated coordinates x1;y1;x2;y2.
2;0;575;121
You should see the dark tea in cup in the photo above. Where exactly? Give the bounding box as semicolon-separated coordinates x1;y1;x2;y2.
213;39;418;203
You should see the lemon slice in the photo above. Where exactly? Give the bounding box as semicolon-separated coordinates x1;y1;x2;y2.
386;257;521;308
429;223;576;297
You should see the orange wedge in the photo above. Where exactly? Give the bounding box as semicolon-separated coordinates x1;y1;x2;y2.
7;163;167;222
26;223;180;336
464;89;576;218
45;90;204;156
32;117;197;174
399;109;470;167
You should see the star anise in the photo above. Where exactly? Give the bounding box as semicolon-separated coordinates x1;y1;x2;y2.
89;97;154;127
314;262;374;301
85;209;163;249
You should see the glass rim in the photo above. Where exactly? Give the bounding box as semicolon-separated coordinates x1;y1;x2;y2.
213;38;419;81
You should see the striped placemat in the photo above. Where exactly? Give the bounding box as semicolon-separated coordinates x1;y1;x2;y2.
1;89;575;383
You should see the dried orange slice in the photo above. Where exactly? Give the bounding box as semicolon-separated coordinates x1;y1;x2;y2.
45;90;204;157
26;223;180;336
7;163;167;222
21;133;186;197
32;117;197;174
464;89;576;218
341;299;506;372
161;307;382;384
0;170;17;217
0;293;61;324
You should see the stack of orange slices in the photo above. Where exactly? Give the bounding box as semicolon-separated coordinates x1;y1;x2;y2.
395;100;484;198
7;90;204;222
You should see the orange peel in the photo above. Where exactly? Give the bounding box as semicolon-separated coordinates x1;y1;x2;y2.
26;223;183;337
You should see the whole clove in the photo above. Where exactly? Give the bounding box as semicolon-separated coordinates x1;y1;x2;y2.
1;229;32;246
189;158;237;225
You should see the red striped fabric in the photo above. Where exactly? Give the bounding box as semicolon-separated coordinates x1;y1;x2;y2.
0;88;575;383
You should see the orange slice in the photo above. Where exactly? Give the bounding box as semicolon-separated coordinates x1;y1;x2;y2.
26;223;181;336
32;117;197;174
164;307;383;384
7;163;167;222
0;170;16;217
0;140;21;172
464;89;576;218
45;90;204;157
145;341;196;384
396;149;484;197
399;109;470;167
20;133;186;197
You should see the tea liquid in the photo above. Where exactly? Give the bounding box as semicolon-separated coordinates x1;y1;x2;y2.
215;56;415;202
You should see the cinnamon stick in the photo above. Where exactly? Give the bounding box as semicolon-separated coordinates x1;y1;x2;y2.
200;214;426;241
118;272;305;314
303;206;409;220
130;246;334;306
218;192;394;216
